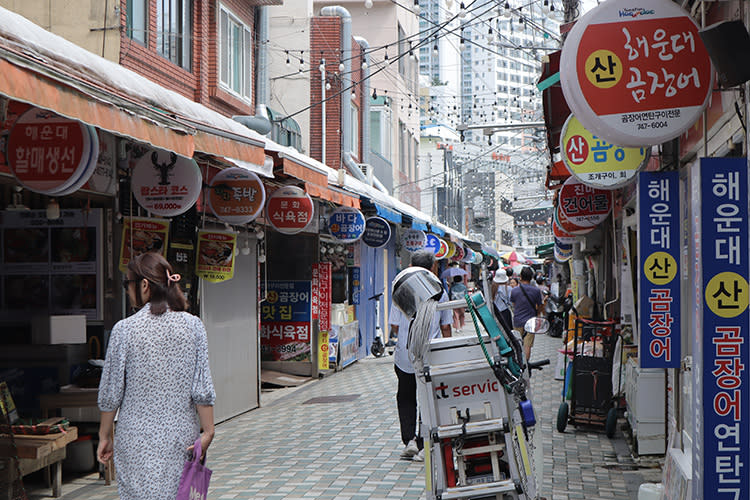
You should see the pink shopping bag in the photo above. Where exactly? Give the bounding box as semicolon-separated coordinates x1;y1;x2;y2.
176;437;212;500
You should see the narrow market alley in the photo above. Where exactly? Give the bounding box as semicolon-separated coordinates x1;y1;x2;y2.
23;328;661;500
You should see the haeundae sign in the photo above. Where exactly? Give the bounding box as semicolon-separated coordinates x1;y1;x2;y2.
208;167;266;224
560;0;713;147
559;176;613;229
266;185;314;235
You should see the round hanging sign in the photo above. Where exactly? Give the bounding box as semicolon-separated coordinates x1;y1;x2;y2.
552;218;576;245
208;167;266;224
425;234;441;256
560;115;650;189
462;247;475;263
435;238;449;259
266;185;315;235
362;217;391;248
6;107;93;195
560;0;713;147
402;228;427;252
451;244;465;262
555;243;573;263
328;207;366;243
473;251;484;265
46;125;100;197
559;176;612;229
555;203;594;236
445;241;457;259
555;238;573;252
132;149;202;217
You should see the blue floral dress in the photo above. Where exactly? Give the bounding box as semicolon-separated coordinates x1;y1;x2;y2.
98;303;215;500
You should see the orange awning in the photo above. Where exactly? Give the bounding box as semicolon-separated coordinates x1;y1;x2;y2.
0;58;195;158
304;182;361;209
282;158;329;187
193;130;265;166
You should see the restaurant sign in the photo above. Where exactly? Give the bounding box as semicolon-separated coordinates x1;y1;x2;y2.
638;171;680;368
266;186;314;235
560;0;713;147
362;217;391;248
131;150;202;217
260;281;312;362
561;114;649;189
328;207;366;243
699;158;749;500
559;176;613;229
195;230;237;283
425;234;441;256
435;238;449;259
402;229;426;252
207;167;265;224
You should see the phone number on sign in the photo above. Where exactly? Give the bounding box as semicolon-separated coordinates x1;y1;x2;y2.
637;121;668;130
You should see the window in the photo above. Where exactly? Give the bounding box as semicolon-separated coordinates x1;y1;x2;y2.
156;0;192;70
351;104;359;158
126;0;147;45
370;105;391;161
219;5;252;101
398;24;407;77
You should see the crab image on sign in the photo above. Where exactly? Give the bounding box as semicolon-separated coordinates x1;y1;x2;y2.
560;0;713;148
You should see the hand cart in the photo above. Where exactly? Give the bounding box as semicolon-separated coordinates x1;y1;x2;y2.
556;318;621;437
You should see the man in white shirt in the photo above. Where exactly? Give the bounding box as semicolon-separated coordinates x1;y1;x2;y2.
389;250;452;462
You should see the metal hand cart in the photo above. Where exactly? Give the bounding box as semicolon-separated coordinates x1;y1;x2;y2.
556;318;621;438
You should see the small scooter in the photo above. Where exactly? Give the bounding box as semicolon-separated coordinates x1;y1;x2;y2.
545;290;574;338
369;293;394;357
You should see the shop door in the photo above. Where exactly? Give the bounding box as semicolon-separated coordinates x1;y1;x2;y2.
357;243;377;359
200;246;259;423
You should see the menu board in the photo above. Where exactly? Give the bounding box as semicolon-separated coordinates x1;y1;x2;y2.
0;209;101;321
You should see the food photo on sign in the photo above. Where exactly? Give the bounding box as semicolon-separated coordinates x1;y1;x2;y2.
560;0;714;148
195;230;237;283
119;217;169;272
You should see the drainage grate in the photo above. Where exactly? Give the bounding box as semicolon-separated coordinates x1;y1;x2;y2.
302;394;361;404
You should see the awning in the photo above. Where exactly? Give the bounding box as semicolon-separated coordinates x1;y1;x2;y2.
304;182;360;208
0;57;196;158
539;51;571;159
412;219;429;231
374;202;402;224
223;156;273;178
193;130;265;166
546;160;571;189
428;224;445;237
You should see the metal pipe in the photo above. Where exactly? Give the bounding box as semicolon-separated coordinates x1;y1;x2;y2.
321;59;326;164
320;6;352;154
354;36;371;164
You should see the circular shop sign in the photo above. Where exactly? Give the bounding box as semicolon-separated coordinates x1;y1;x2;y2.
559;176;613;229
445;241;457;259
362;217;391;248
435;238;449;259
555;243;573;263
132;149;202;217
7;107;93;195
560;0;713;147
553;218;577;245
425;234;442;256
328;207;366;243
208;167;266;224
451;244;465;262
561;115;650;189
462;247;475;263
402;228;427;252
266;185;315;235
555;203;594;236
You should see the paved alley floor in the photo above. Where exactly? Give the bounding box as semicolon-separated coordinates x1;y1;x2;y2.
23;328;663;500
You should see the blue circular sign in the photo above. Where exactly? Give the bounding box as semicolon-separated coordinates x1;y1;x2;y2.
362;217;391;248
425;234;441;256
329;207;366;243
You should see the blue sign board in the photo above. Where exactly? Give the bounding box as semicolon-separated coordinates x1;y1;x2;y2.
350;267;361;305
329;207;365;243
362;216;391;248
261;281;312;322
700;157;749;500
638;171;680;368
425;233;441;255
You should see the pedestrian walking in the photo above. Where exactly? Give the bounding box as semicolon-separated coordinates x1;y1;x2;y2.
449;275;468;330
492;271;513;334
510;266;544;362
97;252;216;500
390;250;452;462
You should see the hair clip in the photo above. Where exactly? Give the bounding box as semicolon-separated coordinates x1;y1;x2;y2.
166;271;181;284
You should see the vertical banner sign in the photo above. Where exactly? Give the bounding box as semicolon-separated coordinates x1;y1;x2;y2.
195;230;237;283
318;262;332;332
318;331;329;371
351;267;361;305
311;263;320;321
260;281;312;361
638;171;680;368
700;158;749;500
119;217;170;272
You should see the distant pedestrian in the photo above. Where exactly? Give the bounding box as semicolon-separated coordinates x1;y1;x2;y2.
390;250;452;463
510;266;544;362
492;271;513;333
536;275;549;295
449;275;468;330
97;252;216;500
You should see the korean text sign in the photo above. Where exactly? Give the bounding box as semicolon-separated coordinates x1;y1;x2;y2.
195;230;237;283
317;263;332;332
638;171;680;368
560;0;713;147
328;207;365;243
700;157;749;500
260;281;312;361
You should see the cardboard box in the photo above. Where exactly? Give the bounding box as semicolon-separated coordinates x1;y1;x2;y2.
32;315;87;344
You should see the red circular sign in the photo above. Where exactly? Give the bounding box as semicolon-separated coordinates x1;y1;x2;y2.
559;176;612;229
451;244;465;262
560;0;713;147
435;238;449;259
565;135;589;165
555;202;594;236
7;107;91;194
266;186;315;235
208;167;266;224
553;218;577;245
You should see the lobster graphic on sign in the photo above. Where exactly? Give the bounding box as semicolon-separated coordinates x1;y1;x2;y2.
151;151;177;186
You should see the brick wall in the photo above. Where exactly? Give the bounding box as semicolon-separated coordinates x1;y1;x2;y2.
310;17;365;171
118;0;253;119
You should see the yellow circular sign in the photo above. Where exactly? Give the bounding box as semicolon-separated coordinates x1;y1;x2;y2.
643;252;678;286
445;241;456;259
584;50;622;89
705;272;750;319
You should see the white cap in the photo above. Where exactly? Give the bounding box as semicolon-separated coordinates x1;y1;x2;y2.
493;272;508;284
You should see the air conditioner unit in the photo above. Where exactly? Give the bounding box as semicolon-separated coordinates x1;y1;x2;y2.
358;163;373;185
